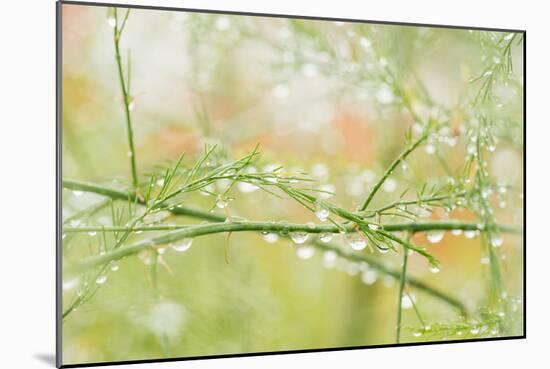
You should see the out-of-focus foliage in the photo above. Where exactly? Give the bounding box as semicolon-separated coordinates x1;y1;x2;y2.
61;4;523;365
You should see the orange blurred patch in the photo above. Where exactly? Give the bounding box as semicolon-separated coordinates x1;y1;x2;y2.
331;112;374;163
140;124;201;160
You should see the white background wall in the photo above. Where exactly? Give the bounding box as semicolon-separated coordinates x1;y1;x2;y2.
0;0;543;368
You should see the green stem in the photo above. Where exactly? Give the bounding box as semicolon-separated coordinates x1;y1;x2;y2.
63;220;521;235
72;223;467;313
113;9;138;190
62;179;521;315
359;133;429;212
396;234;410;343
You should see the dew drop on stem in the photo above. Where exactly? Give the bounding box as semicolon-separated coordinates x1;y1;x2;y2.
290;232;309;244
401;294;415;309
429;264;440;274
95;275;108;285
426;230;445;244
171;238;192;252
262;232;279;244
346;233;367;251
490;234;503;247
451;229;463;236
319;232;333;243
315;202;330;222
464;230;478;239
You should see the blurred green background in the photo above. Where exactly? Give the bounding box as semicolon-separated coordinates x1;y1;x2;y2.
61;4;524;365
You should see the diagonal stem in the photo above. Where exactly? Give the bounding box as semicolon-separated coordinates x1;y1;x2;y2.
359;132;429;212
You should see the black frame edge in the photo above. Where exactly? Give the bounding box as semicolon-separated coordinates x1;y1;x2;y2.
59;0;526;33
56;0;63;367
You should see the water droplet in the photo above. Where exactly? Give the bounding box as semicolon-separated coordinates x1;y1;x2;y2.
401;161;409;171
107;16;116;28
237;181;259;193
127;151;133;157
481;187;492;199
301;63;318;78
216;196;228;209
290;232;309;244
425;144;436;155
426;230;445;244
480;256;490;265
322;250;337;268
412;331;422;337
375;83;394;104
382;178;397;193
359;37;372;49
490;234;503;247
156;245;168;255
464;230;477;239
429;264;440;274
215;16;230;31
145;301;187;339
488;143;496;152
95;275;108;285
156;178;165;187
319;233;333;243
128;98;135;111
296;245;315;259
451;229;463;236
347;233;367;251
361;270;378;285
368;224;379;231
110;263;119;272
73;190;83;197
88;231;97;237
499;200;507;209
401;294;415;309
311;163;329;180
62;277;80;291
172;238;192;252
272;84;289;99
467;144;477;155
315;202;330;222
263;232;279;243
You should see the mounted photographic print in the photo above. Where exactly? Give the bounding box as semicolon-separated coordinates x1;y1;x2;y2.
57;1;525;367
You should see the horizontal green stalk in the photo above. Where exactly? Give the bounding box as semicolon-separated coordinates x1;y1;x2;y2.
63;178;521;314
64;220;521;235
75;219;520;272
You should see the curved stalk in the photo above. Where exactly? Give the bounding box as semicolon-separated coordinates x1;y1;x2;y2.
359;132;429;211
